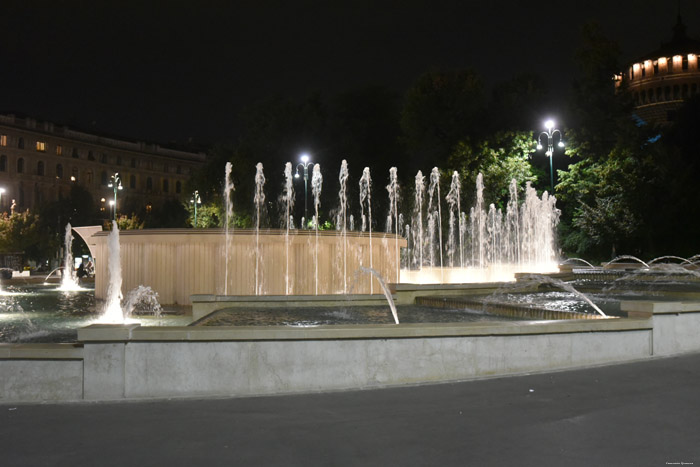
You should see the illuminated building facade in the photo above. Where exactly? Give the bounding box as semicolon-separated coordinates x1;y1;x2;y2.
0;113;205;216
615;15;700;124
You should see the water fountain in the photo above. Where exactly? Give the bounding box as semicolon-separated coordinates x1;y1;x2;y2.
446;171;462;268
223;161;235;295
282;162;295;295
254;162;266;295
386;167;400;284
359;167;373;293
101;221;124;323
338;160;349;293
312;164;323;295
412;171;425;270
59;223;81;291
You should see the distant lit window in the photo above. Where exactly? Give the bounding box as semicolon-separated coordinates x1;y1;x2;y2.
37;161;45;176
0;135;6;146
17;157;24;173
146;203;152;213
36;141;46;152
56;145;63;155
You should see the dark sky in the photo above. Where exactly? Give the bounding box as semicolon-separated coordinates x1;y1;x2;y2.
1;0;697;145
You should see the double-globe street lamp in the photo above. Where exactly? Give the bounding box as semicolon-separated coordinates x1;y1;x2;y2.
107;173;123;221
190;190;202;227
537;119;565;193
294;153;315;227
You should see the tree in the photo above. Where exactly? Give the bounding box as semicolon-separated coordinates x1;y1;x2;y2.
0;210;52;263
448;131;538;209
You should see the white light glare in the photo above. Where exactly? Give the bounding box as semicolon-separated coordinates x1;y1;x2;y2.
544;119;555;130
300;153;309;163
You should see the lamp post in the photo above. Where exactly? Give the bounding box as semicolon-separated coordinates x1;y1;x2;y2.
107;173;123;221
190;190;202;227
294;153;315;227
537;120;565;193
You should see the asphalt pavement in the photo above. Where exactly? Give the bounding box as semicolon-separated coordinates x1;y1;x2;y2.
2;352;699;467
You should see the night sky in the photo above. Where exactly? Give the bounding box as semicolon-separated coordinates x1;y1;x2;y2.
1;0;697;145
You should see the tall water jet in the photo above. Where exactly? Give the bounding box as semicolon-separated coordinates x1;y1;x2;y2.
359;167;373;293
386;167;399;283
60;223;80;290
505;179;520;265
427;167;443;279
311;164;323;295
470;173;486;269
359;266;399;324
254;163;266;295
223;162;235;295
102;221;123;323
282;162;295;295
446;171;462;268
413;171;425;269
337;160;349;293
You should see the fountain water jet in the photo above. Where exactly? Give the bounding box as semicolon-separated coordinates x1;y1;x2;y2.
311;164;323;295
412;171;425;270
386;167;400;283
358;266;399;324
359;167;374;293
59;223;81;291
223;162;235;295
338;160;349;293
102;221;124;323
282;162;295;295
254;162;266;295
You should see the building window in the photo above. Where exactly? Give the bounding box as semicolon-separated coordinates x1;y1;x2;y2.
665;86;671;100
162;179;169;193
88;150;95;161
86;170;93;185
56;145;63;156
693;83;698;95
175;181;182;194
17;157;24;173
101;171;108;185
131;158;136;168
682;84;688;98
37;161;45;176
654;62;659;74
72;167;79;182
101;153;108;164
116;155;122;166
1;135;7;146
0;155;6;171
130;175;136;189
72;148;79;159
36;141;46;152
176;165;182;174
146;177;153;192
18;137;24;149
56;164;63;179
673;85;680;99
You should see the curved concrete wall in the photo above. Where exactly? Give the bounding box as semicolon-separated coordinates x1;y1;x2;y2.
89;229;406;305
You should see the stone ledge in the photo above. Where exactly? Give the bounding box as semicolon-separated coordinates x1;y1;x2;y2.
620;300;700;314
0;343;83;359
77;318;651;343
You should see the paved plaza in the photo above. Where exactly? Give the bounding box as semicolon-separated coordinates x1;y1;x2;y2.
2;352;699;466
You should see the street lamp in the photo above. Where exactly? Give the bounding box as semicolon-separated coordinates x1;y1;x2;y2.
537;119;565;193
294;153;315;227
107;173;123;221
190;190;202;227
